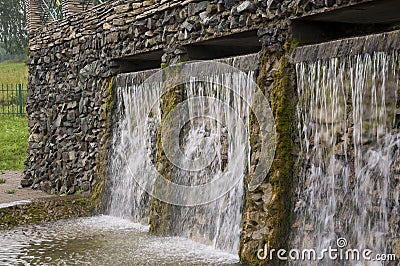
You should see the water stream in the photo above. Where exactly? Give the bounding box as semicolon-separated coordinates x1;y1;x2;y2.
164;68;255;253
0;216;240;265
106;70;161;224
293;52;400;264
106;55;258;255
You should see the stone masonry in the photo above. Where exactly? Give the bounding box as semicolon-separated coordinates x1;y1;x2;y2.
26;0;382;264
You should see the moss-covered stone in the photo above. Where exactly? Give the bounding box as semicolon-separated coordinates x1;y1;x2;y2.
264;42;297;265
104;76;115;118
240;42;298;265
148;51;192;235
0;195;92;230
240;48;279;266
149;92;187;233
91;76;115;212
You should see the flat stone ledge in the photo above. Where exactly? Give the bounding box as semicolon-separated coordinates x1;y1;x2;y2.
291;29;400;63
0;195;93;230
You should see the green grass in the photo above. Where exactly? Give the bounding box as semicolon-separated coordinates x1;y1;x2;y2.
0;115;29;170
0;59;28;115
0;59;28;84
0;103;27;115
0;59;29;170
0;178;5;184
5;189;16;194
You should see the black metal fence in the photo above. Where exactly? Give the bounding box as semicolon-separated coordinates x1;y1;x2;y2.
0;84;28;115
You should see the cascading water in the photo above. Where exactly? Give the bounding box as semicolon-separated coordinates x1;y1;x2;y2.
293;52;400;263
165;68;256;253
107;70;161;223
106;54;258;254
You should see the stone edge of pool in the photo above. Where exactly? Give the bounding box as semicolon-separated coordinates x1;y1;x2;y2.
0;195;94;230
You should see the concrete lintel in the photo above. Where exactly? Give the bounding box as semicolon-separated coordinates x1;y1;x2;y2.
185;31;261;61
115;49;164;73
299;0;400;24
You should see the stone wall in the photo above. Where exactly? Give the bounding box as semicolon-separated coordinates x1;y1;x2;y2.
26;0;379;264
25;0;373;197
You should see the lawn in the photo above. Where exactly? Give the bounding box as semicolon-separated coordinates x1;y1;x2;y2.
0;59;28;84
0;115;29;170
0;59;29;170
0;59;29;116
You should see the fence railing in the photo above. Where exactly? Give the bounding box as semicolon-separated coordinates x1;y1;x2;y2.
0;84;28;115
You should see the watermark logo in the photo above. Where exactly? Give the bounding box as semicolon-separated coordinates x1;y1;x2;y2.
257;237;396;262
123;61;276;206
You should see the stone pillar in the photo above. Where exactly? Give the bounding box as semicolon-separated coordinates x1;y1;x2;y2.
63;0;83;18
149;46;188;235
27;0;43;33
240;26;298;265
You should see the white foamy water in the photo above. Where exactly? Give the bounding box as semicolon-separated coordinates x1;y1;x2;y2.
107;70;161;223
106;57;258;254
0;200;32;209
293;52;400;265
0;215;241;266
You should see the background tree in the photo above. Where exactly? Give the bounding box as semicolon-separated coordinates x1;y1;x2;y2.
0;0;28;59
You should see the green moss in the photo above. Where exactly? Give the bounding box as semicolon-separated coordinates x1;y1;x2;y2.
0;208;17;226
90;76;115;211
240;42;299;265
74;197;90;206
0;197;92;229
286;40;302;54
264;43;298;265
90;174;104;210
104;76;115;118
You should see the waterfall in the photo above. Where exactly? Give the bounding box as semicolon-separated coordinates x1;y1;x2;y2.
106;54;258;254
107;70;161;224
165;68;255;253
294;52;400;263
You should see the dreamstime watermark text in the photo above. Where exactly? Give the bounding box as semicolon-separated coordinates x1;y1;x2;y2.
257;238;396;262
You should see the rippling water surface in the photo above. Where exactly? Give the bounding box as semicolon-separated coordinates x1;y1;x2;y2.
0;215;241;265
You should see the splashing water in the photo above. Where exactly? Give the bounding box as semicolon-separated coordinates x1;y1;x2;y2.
166;69;256;253
107;70;161;224
0;216;240;265
106;55;259;254
294;52;400;264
